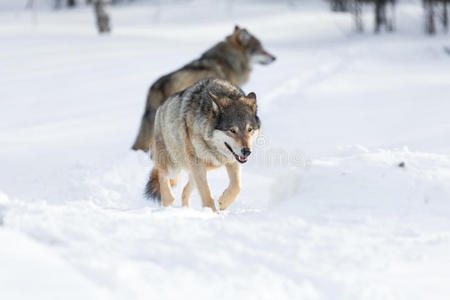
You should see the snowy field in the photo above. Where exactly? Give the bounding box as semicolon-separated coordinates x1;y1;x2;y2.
1;0;450;299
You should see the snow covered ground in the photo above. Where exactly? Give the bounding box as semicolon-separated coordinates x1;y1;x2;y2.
1;0;450;299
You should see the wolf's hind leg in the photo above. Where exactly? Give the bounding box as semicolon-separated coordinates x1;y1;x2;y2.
189;164;217;212
158;169;175;207
218;162;241;211
181;176;194;208
132;109;156;152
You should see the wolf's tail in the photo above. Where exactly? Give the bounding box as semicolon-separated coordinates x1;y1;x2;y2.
145;168;161;203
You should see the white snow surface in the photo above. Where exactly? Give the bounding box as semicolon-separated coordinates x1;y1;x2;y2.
1;0;450;299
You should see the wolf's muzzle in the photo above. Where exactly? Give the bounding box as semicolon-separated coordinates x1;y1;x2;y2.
225;143;250;164
241;147;251;157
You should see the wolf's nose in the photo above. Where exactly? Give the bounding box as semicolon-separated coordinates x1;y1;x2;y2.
241;147;251;157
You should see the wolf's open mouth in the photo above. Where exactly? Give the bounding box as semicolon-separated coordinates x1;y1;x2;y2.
224;143;248;164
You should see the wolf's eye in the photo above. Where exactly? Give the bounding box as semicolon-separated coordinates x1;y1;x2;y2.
248;128;253;133
229;128;237;134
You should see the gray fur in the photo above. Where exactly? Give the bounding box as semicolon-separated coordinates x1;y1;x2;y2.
132;26;274;152
146;78;261;211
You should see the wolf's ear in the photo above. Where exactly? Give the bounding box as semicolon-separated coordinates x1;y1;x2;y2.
238;29;250;46
234;25;240;32
209;92;230;112
243;92;257;112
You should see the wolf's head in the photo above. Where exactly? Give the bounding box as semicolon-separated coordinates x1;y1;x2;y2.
228;25;276;66
210;91;261;164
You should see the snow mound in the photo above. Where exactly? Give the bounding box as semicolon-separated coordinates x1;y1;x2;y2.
272;147;450;221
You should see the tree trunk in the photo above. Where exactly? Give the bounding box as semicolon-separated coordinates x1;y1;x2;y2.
331;0;349;12
386;0;395;32
67;0;76;7
352;0;364;32
54;0;62;9
25;0;34;9
424;0;436;35
443;0;449;32
375;1;388;33
94;0;111;34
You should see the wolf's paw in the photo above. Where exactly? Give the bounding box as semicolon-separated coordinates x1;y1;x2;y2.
218;199;229;211
161;195;175;207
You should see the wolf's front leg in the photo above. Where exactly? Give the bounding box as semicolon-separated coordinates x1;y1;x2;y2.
218;162;241;211
189;164;217;212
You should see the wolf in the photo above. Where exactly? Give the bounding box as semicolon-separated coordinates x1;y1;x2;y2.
145;78;260;212
132;25;274;152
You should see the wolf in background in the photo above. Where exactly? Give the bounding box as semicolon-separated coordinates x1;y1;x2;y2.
132;25;275;152
145;78;260;212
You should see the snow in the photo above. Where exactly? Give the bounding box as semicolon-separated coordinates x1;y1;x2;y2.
0;228;107;299
1;0;450;299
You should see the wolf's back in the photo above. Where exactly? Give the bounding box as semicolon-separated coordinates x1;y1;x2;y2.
132;68;213;152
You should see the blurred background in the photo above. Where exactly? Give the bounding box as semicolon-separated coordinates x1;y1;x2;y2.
1;1;450;300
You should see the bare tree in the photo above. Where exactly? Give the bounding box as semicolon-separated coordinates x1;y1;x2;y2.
444;0;449;32
424;0;436;34
350;0;364;31
423;0;449;34
438;0;448;32
54;0;62;9
94;0;111;34
329;0;350;12
340;0;396;33
374;0;395;32
25;0;34;9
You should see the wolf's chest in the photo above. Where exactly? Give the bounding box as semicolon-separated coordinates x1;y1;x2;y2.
191;138;228;167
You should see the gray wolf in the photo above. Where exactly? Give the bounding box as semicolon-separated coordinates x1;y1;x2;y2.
145;78;261;212
132;25;274;152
